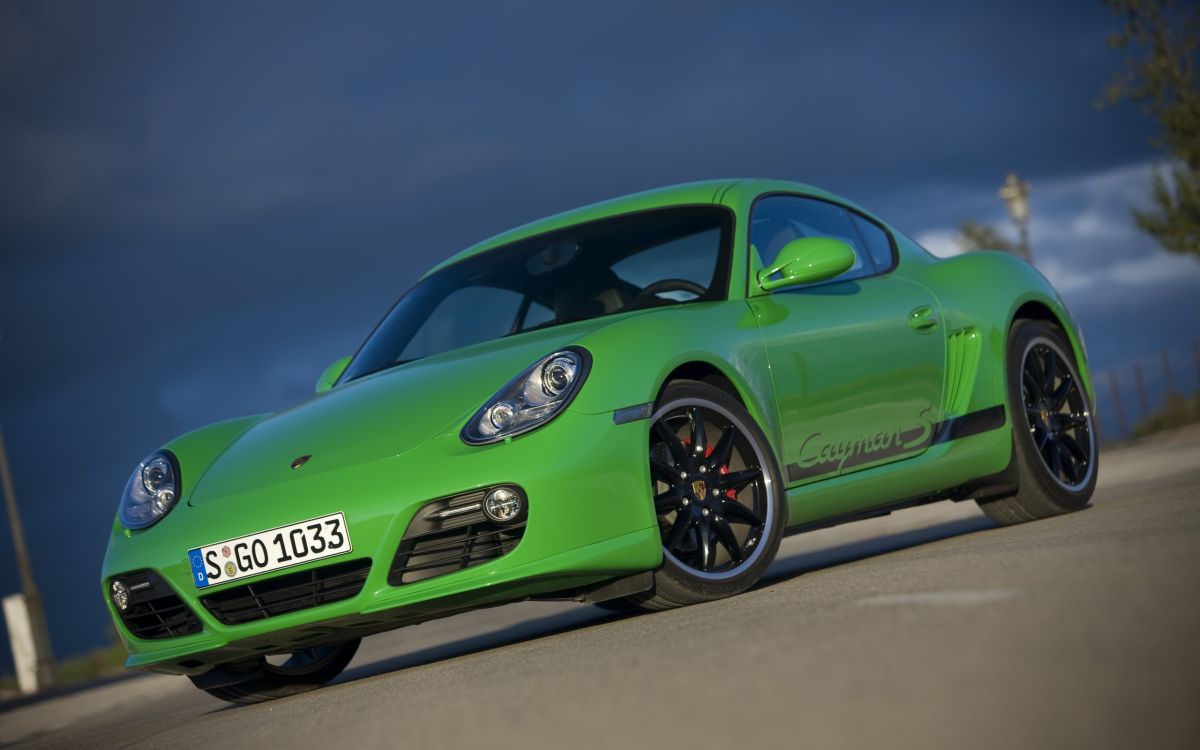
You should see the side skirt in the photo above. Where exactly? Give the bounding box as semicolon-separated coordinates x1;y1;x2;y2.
784;423;1018;537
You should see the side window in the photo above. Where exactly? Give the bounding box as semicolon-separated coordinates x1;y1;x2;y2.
852;214;894;270
750;196;890;285
400;286;524;360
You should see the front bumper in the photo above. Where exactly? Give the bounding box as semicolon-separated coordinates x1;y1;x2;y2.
100;407;662;674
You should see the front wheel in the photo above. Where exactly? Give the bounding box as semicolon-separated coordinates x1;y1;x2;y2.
977;320;1098;525
622;380;786;611
190;637;360;705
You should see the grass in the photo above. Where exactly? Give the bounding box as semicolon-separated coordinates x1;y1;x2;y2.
0;631;129;699
1132;392;1200;438
53;639;129;684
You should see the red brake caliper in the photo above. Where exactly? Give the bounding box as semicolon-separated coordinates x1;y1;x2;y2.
707;445;738;500
684;440;738;500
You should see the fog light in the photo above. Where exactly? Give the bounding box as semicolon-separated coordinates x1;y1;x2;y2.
483;487;524;524
111;580;130;611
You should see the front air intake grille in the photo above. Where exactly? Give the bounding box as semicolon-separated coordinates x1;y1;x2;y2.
111;570;203;640
389;488;526;585
199;558;371;625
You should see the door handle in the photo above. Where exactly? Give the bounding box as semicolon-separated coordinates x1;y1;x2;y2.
908;305;939;334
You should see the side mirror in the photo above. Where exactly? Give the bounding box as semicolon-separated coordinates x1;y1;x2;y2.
757;237;856;292
315;355;351;394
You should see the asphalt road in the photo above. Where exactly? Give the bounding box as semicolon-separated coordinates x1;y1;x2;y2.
4;427;1199;749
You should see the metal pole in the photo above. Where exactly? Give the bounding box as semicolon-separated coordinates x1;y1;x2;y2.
0;425;56;689
1132;363;1150;418
1161;350;1177;397
1107;370;1128;439
1191;340;1200;393
999;173;1033;265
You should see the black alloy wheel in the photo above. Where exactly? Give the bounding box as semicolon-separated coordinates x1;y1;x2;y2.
1020;340;1094;489
977;320;1098;526
650;404;770;577
610;380;785;611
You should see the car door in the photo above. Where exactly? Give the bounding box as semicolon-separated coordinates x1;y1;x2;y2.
746;195;945;485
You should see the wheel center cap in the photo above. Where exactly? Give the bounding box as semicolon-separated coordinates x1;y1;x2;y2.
690;479;708;497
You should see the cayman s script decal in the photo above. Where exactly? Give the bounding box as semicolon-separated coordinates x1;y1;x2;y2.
786;409;936;482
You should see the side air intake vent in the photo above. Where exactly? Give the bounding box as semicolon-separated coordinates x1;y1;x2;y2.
943;327;982;418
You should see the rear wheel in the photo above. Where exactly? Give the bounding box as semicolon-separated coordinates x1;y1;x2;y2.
977;320;1097;525
621;380;786;610
190;637;360;705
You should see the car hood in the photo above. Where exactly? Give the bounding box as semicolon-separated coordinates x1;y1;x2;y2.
186;316;633;507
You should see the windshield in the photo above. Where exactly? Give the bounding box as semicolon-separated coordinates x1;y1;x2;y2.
341;206;733;383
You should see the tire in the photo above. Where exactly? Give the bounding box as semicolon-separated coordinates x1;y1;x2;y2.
190;637;360;705
620;380;786;611
977;320;1098;525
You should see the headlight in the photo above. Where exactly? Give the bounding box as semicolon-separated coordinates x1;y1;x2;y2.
461;348;591;445
118;451;181;529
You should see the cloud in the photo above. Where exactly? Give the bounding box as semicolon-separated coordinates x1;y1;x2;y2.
1109;252;1200;285
909;159;1196;299
1038;252;1200;294
1027;161;1154;243
914;228;966;258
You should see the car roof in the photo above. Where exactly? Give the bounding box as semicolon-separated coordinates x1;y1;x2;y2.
424;178;879;277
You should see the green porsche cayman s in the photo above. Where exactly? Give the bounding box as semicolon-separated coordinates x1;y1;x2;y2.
101;179;1097;703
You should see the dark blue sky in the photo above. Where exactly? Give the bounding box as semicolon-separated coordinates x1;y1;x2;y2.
2;0;1197;671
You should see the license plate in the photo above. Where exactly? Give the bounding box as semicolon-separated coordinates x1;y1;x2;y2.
187;512;352;589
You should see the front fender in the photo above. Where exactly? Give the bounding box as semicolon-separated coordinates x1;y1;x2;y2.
566;301;782;457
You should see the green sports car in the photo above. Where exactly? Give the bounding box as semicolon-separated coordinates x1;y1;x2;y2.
101;179;1097;703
